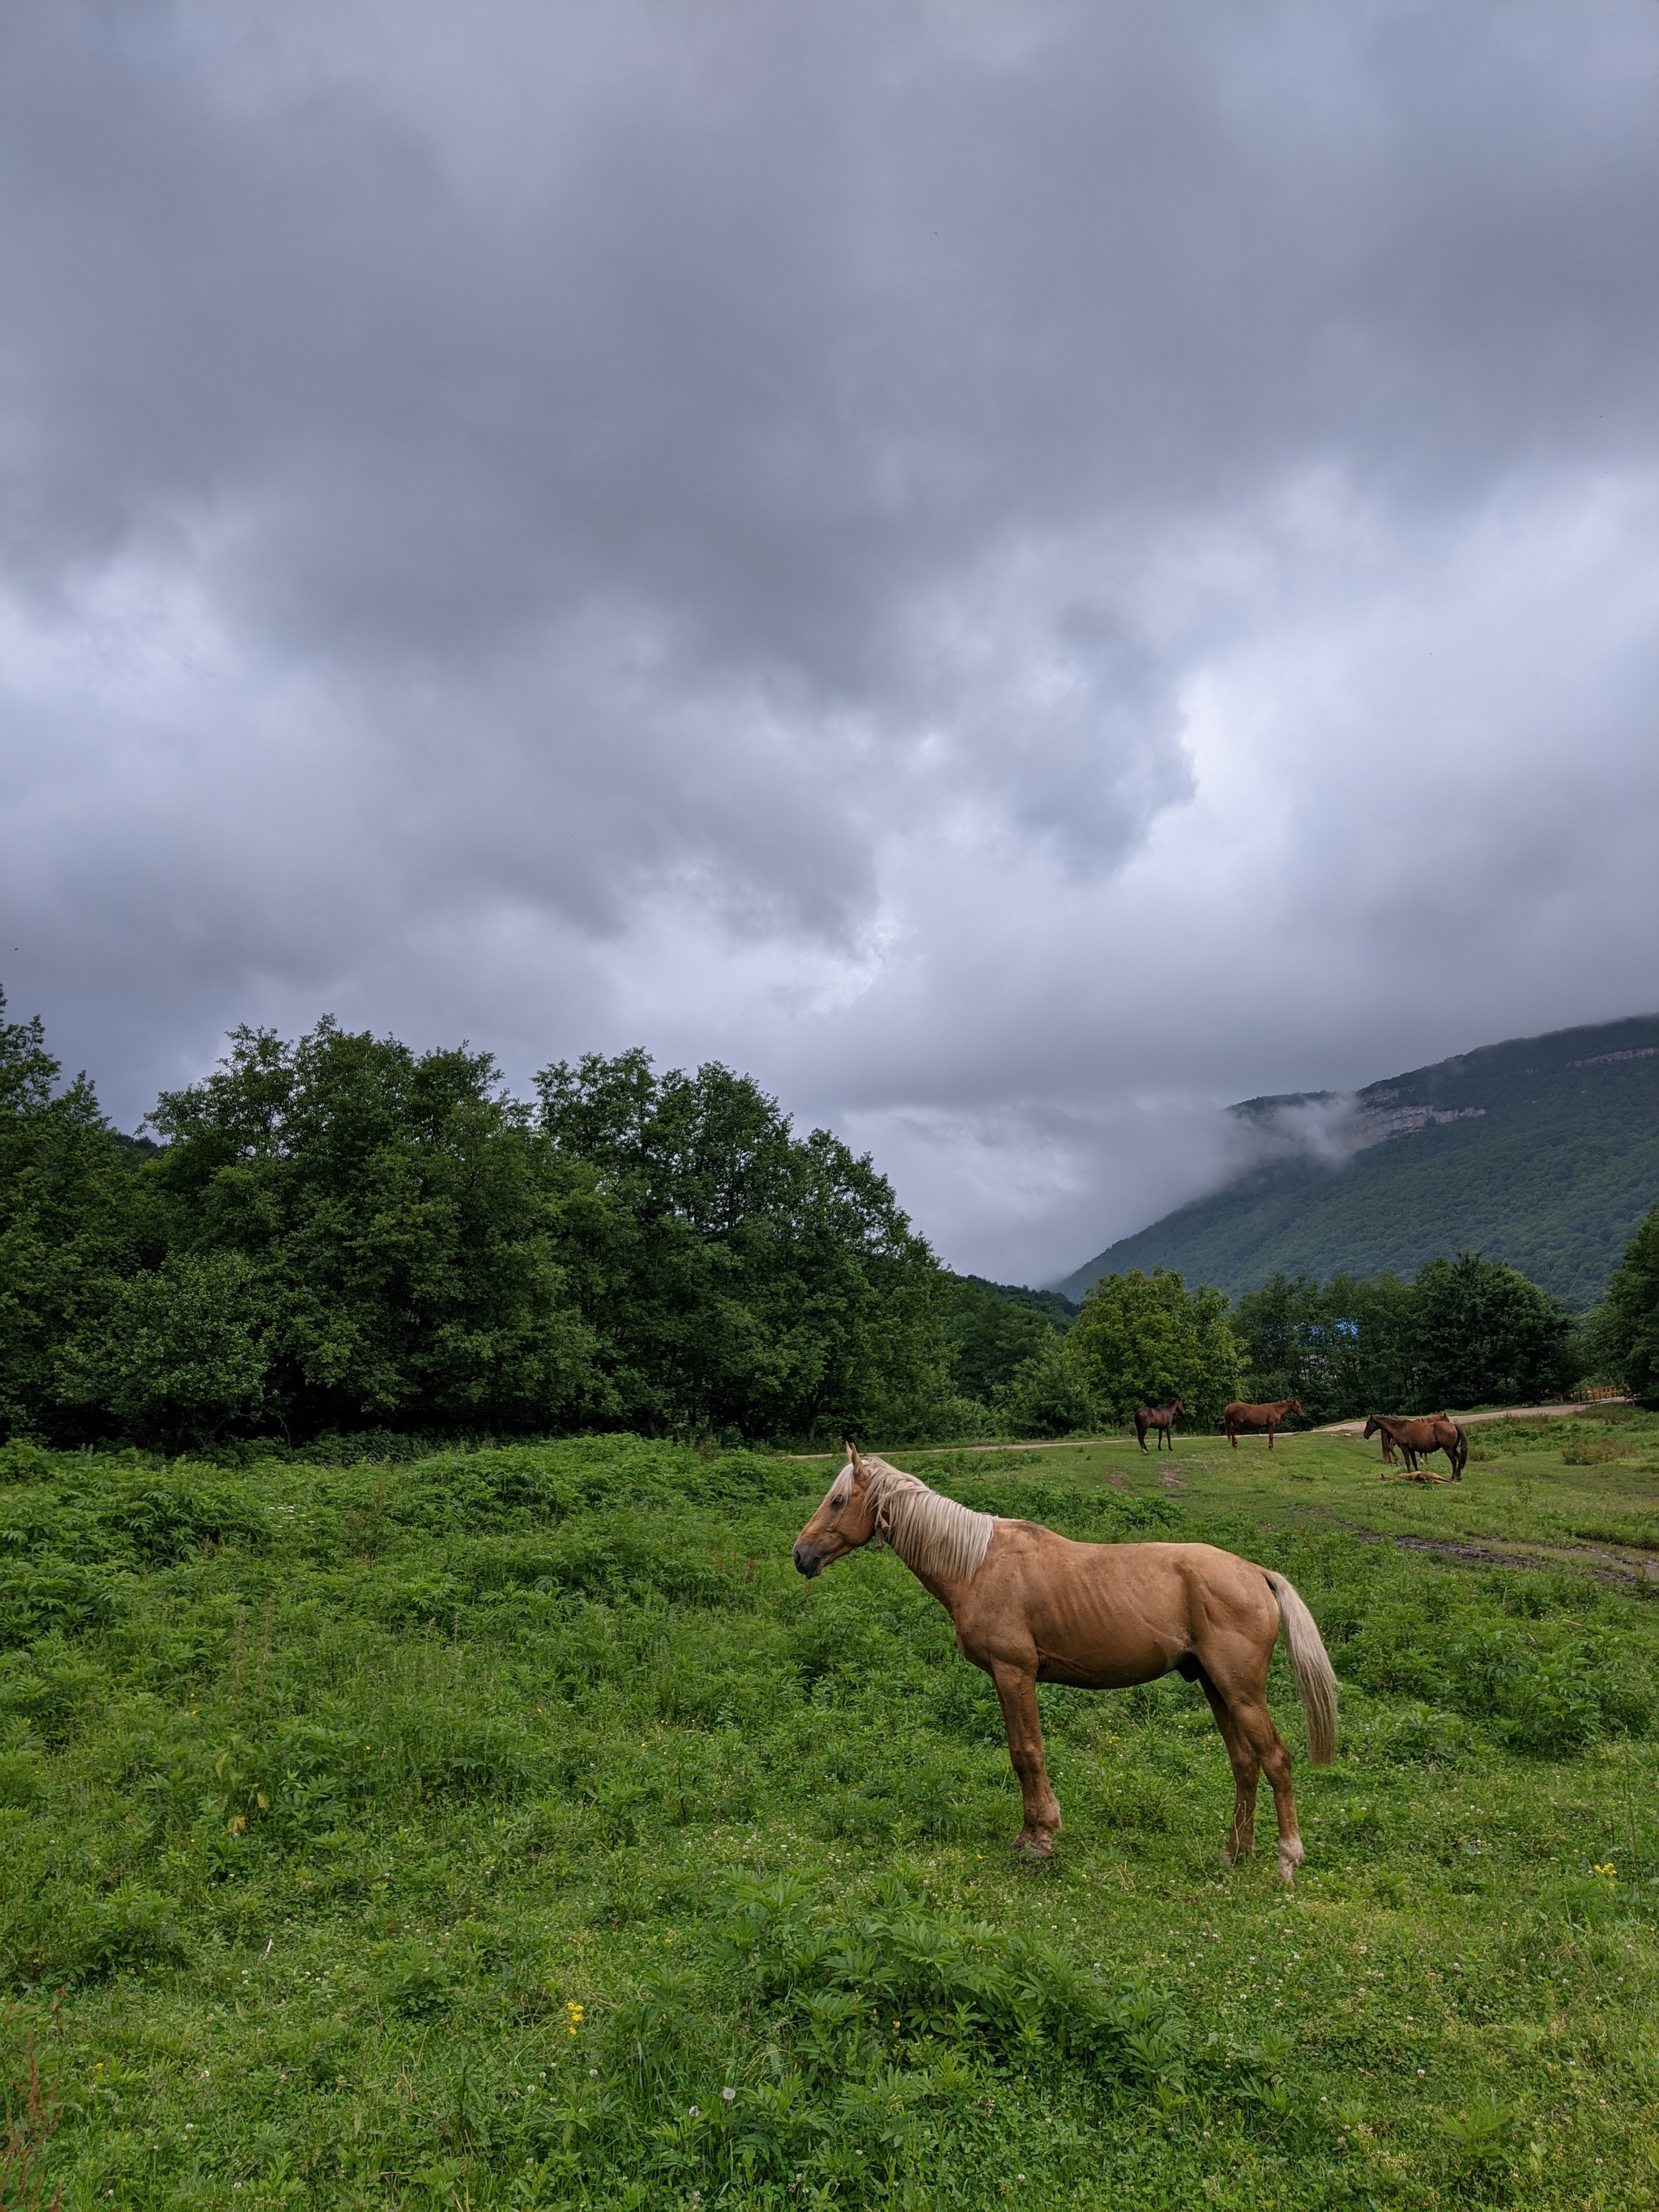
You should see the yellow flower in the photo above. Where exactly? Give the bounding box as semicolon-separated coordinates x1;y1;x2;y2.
565;2000;584;2035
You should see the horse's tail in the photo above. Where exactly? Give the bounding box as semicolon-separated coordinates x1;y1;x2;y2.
1263;1571;1337;1765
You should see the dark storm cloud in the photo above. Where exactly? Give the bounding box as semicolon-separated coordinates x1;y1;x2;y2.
2;1;1657;1277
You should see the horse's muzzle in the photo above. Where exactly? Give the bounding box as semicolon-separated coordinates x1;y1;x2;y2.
792;1541;825;1579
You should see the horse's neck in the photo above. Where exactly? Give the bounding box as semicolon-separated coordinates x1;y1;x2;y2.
868;1464;996;1596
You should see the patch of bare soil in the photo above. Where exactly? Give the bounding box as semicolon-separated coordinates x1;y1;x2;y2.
1332;1524;1659;1589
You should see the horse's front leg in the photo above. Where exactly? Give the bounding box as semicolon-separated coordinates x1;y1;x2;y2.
989;1662;1060;1858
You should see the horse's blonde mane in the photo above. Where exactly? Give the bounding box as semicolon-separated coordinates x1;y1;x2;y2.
859;1454;996;1586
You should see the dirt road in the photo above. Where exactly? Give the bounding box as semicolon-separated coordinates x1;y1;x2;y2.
1320;1400;1628;1436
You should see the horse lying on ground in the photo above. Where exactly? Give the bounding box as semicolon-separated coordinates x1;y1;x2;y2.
793;1446;1337;1881
1223;1399;1304;1451
1134;1397;1184;1453
1363;1413;1467;1481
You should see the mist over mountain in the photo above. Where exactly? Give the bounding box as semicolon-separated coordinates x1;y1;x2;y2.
1056;1014;1659;1308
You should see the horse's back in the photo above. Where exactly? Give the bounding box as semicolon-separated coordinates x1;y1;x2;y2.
966;1527;1277;1686
987;1524;1271;1615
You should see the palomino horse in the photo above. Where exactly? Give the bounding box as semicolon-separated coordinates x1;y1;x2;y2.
1363;1413;1466;1481
1134;1397;1184;1453
792;1447;1337;1881
1224;1400;1304;1451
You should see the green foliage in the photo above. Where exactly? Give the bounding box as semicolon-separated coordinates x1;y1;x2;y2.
55;1251;274;1450
1411;1251;1572;1408
0;1008;960;1450
1068;1268;1244;1426
0;992;147;1439
939;1276;1060;1404
1601;1199;1659;1400
146;1020;603;1439
1233;1252;1573;1421
537;1048;949;1442
992;1335;1098;1437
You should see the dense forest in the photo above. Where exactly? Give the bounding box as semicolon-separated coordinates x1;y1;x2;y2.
1062;1012;1659;1307
2;996;1654;1451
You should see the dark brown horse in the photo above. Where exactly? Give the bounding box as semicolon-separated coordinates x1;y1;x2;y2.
1363;1413;1466;1481
1224;1399;1303;1451
1134;1397;1184;1452
793;1447;1337;1880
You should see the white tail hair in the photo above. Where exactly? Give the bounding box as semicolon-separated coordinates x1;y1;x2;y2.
1263;1570;1338;1764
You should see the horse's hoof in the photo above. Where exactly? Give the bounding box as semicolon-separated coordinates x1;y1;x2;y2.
1276;1840;1305;1885
1013;1833;1056;1863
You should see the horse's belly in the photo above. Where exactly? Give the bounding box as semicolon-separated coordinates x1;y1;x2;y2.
1034;1631;1177;1690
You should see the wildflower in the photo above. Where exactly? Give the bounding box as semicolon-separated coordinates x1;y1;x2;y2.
565;2001;584;2035
689;2105;700;2118
722;2086;736;2103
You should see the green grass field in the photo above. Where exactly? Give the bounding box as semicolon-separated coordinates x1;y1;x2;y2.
2;1415;1657;2210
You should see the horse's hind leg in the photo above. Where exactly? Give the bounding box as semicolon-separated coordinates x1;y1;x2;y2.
1229;1699;1303;1882
1196;1673;1260;1863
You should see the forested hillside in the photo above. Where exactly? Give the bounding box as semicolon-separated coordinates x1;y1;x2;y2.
1060;1013;1659;1308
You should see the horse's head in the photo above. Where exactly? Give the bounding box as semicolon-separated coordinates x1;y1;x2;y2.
1172;1397;1186;1416
1286;1400;1305;1419
1362;1413;1380;1438
792;1444;881;1579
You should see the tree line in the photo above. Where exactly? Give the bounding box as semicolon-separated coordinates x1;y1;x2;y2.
2;995;1654;1453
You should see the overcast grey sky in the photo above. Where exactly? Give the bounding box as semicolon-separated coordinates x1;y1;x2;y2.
2;1;1657;1283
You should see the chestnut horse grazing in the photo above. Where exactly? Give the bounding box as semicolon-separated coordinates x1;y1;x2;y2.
1224;1400;1303;1451
1363;1413;1466;1481
792;1447;1337;1880
1134;1397;1184;1453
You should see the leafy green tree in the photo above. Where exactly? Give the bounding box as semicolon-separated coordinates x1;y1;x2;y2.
144;1021;603;1437
1232;1268;1418;1423
1067;1268;1244;1427
940;1277;1060;1404
1409;1251;1572;1409
0;992;147;1441
995;1336;1097;1438
1599;1202;1659;1400
58;1251;272;1451
537;1050;948;1441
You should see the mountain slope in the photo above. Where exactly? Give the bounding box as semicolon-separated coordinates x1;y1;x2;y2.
1056;1013;1659;1308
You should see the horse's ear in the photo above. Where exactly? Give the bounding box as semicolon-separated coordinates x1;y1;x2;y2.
844;1440;866;1476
